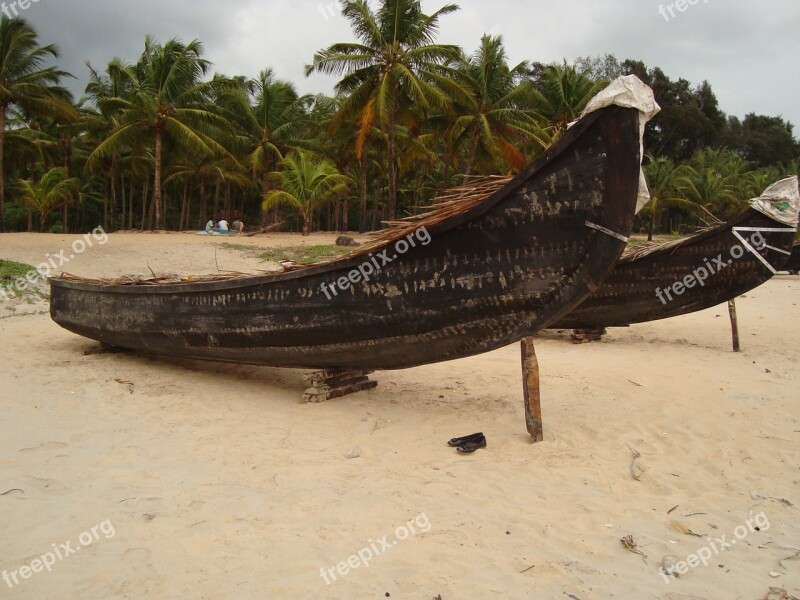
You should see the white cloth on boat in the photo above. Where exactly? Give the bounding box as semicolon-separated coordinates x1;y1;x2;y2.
749;176;800;228
580;75;661;214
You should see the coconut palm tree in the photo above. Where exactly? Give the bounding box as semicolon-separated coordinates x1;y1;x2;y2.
16;167;79;231
306;0;463;221
263;151;350;235
677;148;750;221
643;157;682;240
88;36;232;229
530;61;608;133
0;16;75;231
219;69;312;226
451;35;551;181
165;155;249;229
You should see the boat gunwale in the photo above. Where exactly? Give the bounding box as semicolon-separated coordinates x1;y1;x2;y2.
48;107;620;296
618;209;765;265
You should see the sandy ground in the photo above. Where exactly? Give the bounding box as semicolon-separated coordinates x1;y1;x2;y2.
0;232;798;600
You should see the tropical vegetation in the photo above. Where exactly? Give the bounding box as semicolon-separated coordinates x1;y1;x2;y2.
0;8;797;236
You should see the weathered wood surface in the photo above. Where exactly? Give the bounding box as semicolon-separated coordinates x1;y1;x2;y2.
303;370;378;403
520;337;543;442
554;210;797;330
50;106;641;370
728;299;741;352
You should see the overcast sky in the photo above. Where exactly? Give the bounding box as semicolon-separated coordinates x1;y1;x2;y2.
16;0;800;129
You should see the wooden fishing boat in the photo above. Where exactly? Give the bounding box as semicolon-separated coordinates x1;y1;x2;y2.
50;105;643;370
552;177;800;331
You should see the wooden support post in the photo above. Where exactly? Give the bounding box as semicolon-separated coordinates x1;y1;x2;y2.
728;299;741;352
303;369;378;403
520;336;543;442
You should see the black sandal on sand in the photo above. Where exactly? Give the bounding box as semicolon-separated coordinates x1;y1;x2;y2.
447;432;484;447
457;437;487;453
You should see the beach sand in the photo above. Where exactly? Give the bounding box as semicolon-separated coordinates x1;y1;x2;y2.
1;232;798;599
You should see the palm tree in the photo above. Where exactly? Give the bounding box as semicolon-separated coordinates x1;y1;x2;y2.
677;148;750;221
643;157;682;240
16;167;79;231
263;151;350;235
531;61;608;133
165;155;249;229
0;16;75;231
451;35;550;181
88;37;232;229
306;0;463;221
220;69;311;226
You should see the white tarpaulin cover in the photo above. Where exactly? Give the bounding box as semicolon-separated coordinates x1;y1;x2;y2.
579;75;661;214
749;176;800;227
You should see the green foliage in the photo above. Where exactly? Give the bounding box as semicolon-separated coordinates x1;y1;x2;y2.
263;151;350;235
529;61;608;132
0;16;76;232
0;259;36;289
259;245;350;264
307;0;463;219
0;21;798;237
16;167;80;231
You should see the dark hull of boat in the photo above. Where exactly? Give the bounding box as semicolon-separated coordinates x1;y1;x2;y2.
50;106;641;370
553;209;797;330
785;243;800;273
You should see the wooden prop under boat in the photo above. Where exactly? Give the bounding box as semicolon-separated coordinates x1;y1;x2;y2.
552;176;800;331
50;105;643;371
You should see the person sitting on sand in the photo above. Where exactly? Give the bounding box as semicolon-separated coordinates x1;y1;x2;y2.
232;219;244;233
205;218;214;232
216;218;229;232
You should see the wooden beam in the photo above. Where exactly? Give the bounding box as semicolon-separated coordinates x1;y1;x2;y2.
728;299;741;352
520;336;544;442
303;369;378;403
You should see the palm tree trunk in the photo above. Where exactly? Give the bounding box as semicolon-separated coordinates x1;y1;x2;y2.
27;208;32;232
141;179;149;231
213;175;221;218
648;196;658;241
110;171;117;231
359;149;368;234
463;128;480;184
261;159;279;229
342;191;349;232
225;181;231;220
441;147;452;191
387;105;398;221
200;181;207;226
0;107;5;232
179;181;188;231
225;182;231;218
103;169;109;229
120;174;126;231
153;130;163;229
129;177;134;230
62;148;71;234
